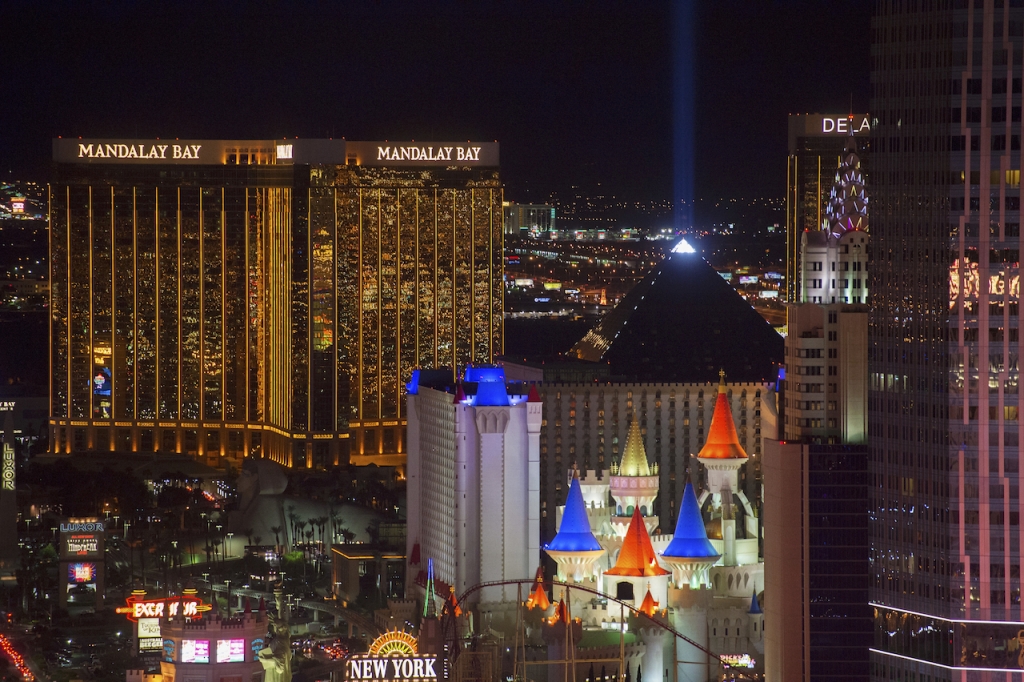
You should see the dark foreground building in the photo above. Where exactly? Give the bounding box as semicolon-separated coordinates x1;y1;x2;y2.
871;2;1024;680
764;440;871;682
49;139;502;469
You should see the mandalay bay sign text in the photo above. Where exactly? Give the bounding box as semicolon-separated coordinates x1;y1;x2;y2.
54;139;499;167
347;141;499;167
53;139;220;164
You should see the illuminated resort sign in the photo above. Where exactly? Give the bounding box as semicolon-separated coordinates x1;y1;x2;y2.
53;139;219;164
54;138;500;167
348;657;437;680
376;145;481;162
2;443;13;492
76;142;203;160
791;114;871;138
59;520;104;533
820;116;870;134
115;595;211;621
347;141;499;167
347;631;436;681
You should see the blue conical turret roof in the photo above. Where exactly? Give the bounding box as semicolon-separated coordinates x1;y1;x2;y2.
662;482;719;558
545;475;602;552
749;590;762;615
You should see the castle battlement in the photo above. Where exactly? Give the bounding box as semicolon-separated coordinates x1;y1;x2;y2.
577;468;610;484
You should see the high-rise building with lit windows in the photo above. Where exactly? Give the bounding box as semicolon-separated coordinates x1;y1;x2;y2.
48;139;502;469
870;3;1024;680
786;114;871;302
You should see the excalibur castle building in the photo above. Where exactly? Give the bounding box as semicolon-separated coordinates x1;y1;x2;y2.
48;139;503;469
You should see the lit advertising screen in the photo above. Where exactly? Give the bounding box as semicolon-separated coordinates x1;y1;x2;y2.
139;638;163;652
63;534;101;559
182;639;210;663
216;639;246;663
67;563;95;583
738;275;759;285
138;618;161;639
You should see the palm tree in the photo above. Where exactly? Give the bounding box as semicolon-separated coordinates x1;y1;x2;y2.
244;528;254;548
287;509;301;552
313;516;329;552
270;526;282;556
330;508;342;544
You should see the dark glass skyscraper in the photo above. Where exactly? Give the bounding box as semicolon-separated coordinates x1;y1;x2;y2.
871;2;1024;678
49;139;502;469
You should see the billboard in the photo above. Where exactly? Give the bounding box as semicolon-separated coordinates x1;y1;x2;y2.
60;518;104;562
182;639;210;664
138;618;161;639
216;639;246;663
63;533;101;559
738;275;759;285
139;638;163;652
68;563;96;583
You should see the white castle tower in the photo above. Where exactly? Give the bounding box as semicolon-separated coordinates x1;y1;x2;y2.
609;414;660;536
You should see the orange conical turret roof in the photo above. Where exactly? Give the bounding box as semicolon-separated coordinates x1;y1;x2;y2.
525;566;551;611
605;508;669;577
697;370;748;460
638;585;659;616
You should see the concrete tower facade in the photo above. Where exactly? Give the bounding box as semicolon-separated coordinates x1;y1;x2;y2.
405;366;540;607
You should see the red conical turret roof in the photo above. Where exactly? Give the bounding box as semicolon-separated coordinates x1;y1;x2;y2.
697;370;748;460
605;508;669;577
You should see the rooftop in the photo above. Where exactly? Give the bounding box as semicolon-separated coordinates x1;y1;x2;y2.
568;248;783;383
696;372;749;460
545;475;603;553
605;507;669;577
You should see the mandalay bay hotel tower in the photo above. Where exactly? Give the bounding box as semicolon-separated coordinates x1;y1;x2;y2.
48;139;503;469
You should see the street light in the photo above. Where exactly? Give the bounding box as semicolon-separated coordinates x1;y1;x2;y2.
226;532;234;559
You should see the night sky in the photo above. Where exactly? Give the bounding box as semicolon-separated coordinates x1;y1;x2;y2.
2;0;870;205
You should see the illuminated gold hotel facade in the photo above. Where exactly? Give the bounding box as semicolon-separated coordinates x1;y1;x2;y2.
49;139;503;469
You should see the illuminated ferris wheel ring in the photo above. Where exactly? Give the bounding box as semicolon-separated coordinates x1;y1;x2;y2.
368;630;419;657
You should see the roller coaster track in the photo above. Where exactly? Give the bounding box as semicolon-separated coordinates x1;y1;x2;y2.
440;578;733;671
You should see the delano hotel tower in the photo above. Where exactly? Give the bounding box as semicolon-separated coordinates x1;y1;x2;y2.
49;139;502;469
872;2;1024;680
